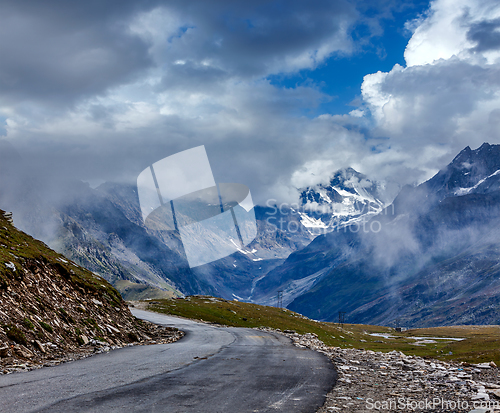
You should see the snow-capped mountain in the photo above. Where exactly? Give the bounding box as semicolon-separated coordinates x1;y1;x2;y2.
442;143;500;197
298;167;391;233
258;143;500;327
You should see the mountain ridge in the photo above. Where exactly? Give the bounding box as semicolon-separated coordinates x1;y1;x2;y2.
283;142;500;327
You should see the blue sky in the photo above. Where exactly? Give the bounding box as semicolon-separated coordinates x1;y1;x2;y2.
269;2;431;117
0;0;500;203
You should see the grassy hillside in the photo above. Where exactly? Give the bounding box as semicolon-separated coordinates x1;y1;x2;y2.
147;296;500;365
0;213;121;305
0;209;179;367
115;280;180;301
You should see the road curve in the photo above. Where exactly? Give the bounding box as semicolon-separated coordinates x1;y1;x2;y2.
0;309;337;413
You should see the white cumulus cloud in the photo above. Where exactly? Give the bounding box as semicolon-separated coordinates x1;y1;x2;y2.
358;0;500;185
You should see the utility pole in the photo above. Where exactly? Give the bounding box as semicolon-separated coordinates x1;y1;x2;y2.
395;318;401;332
338;311;346;328
277;291;283;309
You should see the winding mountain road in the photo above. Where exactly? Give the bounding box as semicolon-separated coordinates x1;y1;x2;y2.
0;309;336;412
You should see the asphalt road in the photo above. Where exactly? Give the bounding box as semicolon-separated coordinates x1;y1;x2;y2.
0;309;337;412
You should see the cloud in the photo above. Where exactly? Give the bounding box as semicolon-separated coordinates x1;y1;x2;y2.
403;0;500;66
6;79;368;205
468;17;500;52
358;0;500;184
132;0;358;80
4;0;499;210
0;0;358;110
0;1;160;108
0;0;369;204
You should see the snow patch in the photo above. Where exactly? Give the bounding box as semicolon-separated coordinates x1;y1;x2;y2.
455;169;500;196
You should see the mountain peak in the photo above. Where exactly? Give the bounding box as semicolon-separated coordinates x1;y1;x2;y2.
451;145;472;164
298;167;387;233
393;143;500;216
446;143;500;192
451;142;498;166
476;142;492;151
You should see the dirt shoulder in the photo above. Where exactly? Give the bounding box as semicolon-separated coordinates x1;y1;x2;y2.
1;307;183;375
275;330;500;412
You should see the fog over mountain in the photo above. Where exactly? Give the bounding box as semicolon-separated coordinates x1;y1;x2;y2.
0;141;314;300
281;143;500;326
1;1;500;329
3;138;500;327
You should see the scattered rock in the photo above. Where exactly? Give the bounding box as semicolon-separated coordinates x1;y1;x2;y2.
270;329;500;413
0;211;185;375
34;341;45;353
14;345;34;359
474;362;492;369
488;389;500;399
0;346;10;358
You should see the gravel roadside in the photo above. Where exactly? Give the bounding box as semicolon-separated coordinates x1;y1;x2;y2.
271;329;500;412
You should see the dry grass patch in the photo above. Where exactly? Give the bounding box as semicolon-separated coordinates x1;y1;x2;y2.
147;296;500;365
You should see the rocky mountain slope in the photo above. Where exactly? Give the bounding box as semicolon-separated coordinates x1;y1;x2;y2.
0;209;181;374
269;143;500;326
0;140;315;302
95;183;313;301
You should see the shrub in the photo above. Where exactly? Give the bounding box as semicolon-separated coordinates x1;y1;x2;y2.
58;308;75;324
127;332;139;342
0;274;8;289
23;318;35;330
84;318;100;332
6;325;27;345
40;321;53;333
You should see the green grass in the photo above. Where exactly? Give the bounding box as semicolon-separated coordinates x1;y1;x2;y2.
58;308;75;324
0;209;123;308
146;295;500;365
23;318;35;330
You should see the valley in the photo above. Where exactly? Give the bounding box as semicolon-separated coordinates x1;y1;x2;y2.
145;296;500;367
2;1;500;411
2;143;500;329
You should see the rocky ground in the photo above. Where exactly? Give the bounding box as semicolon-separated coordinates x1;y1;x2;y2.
275;330;500;412
0;317;183;375
0;211;184;375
